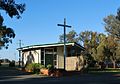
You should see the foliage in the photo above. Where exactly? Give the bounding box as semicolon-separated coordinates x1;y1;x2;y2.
104;8;120;39
0;0;25;19
58;7;120;69
116;7;120;21
25;63;34;71
46;64;54;70
25;63;45;72
103;8;120;68
78;30;92;47
0;24;15;49
0;0;25;49
59;30;79;43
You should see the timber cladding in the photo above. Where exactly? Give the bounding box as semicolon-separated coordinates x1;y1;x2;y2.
66;56;84;71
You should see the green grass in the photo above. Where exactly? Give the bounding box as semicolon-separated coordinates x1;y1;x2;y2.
89;68;120;73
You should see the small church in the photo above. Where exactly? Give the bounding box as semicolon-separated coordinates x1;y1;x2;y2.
18;42;85;71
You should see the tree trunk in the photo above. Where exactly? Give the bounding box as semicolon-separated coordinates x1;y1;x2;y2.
112;61;116;69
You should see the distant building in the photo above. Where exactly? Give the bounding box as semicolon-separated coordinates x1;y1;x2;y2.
17;42;85;71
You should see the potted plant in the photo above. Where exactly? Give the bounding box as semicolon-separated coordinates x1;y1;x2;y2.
33;63;41;74
40;64;53;75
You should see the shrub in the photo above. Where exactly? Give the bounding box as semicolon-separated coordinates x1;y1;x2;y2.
40;64;45;69
25;63;34;71
47;64;54;70
25;63;45;74
9;60;15;67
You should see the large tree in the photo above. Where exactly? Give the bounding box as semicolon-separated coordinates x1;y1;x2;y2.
103;8;120;68
59;30;79;43
106;36;118;68
104;8;120;39
0;0;25;49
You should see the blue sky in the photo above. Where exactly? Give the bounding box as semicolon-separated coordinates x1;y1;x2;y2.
0;0;120;61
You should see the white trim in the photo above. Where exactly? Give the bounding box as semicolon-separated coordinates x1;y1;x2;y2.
57;54;58;69
18;43;74;51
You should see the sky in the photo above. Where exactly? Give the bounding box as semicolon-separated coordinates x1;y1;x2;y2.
0;0;120;61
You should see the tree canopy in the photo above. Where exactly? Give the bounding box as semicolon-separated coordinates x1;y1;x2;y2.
0;0;25;49
59;30;79;43
104;8;120;39
0;0;25;18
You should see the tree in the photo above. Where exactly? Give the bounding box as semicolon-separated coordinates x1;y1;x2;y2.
97;35;108;62
97;35;119;68
0;0;25;18
116;7;120;21
78;31;91;48
103;7;120;68
0;0;25;49
59;30;79;43
78;31;111;69
106;36;118;68
104;8;120;39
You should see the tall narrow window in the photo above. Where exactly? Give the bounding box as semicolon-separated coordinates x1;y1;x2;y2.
53;54;57;67
41;48;44;65
53;47;57;68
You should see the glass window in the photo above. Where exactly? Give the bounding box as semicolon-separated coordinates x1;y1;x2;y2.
41;52;44;60
45;49;53;54
41;48;44;65
53;54;57;67
54;47;57;52
53;61;57;66
54;54;57;60
41;48;44;52
41;60;44;65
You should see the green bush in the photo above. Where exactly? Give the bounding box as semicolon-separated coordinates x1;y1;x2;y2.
40;64;45;69
46;64;54;70
26;63;34;71
25;63;45;74
33;63;41;69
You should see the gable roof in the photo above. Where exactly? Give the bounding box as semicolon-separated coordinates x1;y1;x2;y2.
17;42;85;51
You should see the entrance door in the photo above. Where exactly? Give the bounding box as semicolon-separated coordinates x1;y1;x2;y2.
45;49;53;67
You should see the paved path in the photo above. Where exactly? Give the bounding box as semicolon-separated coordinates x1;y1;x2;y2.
0;66;120;84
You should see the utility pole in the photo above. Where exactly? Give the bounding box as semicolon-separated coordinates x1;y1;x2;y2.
57;18;71;70
18;40;22;67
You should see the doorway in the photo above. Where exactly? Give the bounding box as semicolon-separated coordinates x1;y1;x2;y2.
45;48;54;67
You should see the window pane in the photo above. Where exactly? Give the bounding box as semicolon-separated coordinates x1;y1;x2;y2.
41;60;44;65
54;61;57;65
54;47;57;52
54;54;57;60
41;48;44;52
41;52;44;60
45;49;53;54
